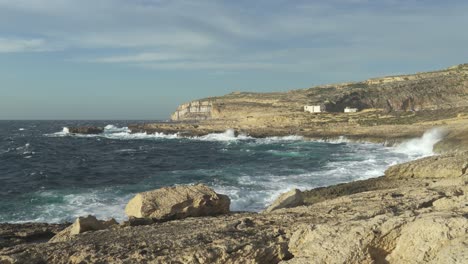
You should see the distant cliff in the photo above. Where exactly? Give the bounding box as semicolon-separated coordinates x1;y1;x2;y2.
171;101;214;121
170;63;468;121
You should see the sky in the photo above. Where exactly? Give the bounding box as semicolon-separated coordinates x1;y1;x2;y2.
1;0;467;120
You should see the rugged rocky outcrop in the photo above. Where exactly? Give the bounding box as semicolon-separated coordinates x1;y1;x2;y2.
1;153;467;263
68;126;104;134
125;184;230;221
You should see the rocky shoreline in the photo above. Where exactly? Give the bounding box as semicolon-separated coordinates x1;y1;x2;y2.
1;150;467;263
2;64;467;263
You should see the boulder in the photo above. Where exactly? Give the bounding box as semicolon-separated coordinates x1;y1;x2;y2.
264;189;304;213
125;184;230;221
49;216;117;243
68;126;104;134
385;152;468;179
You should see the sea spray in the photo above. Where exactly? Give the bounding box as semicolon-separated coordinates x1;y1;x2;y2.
394;127;447;157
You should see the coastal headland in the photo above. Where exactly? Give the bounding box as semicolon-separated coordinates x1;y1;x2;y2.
1;64;467;263
130;63;468;152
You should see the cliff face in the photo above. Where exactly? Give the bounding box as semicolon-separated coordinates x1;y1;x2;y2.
171;100;213;121
170;64;468;121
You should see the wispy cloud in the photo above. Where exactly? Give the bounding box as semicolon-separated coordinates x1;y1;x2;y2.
87;52;192;63
0;37;51;53
0;0;467;72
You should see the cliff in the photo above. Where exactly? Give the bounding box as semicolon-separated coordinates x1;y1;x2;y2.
124;63;468;152
170;63;468;121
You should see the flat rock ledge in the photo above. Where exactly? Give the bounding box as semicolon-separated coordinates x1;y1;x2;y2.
1;152;467;263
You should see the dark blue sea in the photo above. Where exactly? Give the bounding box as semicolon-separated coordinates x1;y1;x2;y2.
0;120;442;223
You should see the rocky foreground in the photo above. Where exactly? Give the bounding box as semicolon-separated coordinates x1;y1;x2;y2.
1;151;467;264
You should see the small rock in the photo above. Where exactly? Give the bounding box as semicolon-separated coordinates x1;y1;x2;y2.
264;189;304;213
49;216;117;243
125;184;230;221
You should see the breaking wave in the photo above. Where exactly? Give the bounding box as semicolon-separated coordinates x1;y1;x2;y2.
394;127;447;157
46;126;304;143
2;122;446;223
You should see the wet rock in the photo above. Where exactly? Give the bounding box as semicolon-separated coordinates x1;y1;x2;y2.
125;184;230;221
68;126;104;134
264;189;304;213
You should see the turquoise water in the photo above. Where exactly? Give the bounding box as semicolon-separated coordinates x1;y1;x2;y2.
0;121;440;223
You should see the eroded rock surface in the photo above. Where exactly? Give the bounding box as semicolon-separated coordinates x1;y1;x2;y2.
385;151;468;179
1;154;468;263
125;184;231;221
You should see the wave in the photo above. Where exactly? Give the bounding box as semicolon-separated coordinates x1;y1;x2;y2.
46;126;306;144
394;127;447;157
17;126;448;222
192;129;251;141
104;125;131;133
311;136;350;144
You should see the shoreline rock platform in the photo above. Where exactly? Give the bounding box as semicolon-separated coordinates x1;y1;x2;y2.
1;151;467;263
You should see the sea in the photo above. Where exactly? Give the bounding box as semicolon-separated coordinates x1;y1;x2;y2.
0;120;445;223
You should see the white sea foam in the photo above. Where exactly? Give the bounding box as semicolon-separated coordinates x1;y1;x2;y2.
19;127;448;222
214;128;446;212
18;128;25;131
48;127;70;136
312;136;351;144
394;127;447;157
46;126;307;144
17;189;133;223
104;125;131;133
192;129;251;141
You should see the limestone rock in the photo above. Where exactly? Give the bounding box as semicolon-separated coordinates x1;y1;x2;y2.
125;184;230;221
385;151;468;179
264;189;303;213
3;153;468;263
68;126;104;134
49;215;117;243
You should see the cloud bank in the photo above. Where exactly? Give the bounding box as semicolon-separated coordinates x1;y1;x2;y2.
0;0;467;72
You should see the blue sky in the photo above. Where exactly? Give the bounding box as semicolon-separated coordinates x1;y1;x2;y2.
1;0;467;120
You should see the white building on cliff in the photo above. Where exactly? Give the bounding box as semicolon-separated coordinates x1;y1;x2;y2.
304;105;325;113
